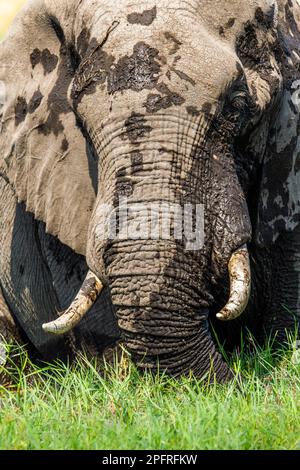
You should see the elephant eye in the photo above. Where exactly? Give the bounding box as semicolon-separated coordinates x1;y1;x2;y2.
230;90;248;110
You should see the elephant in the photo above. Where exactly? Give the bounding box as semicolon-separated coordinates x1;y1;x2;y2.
0;0;300;383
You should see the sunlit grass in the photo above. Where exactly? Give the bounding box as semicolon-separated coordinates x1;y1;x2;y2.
0;0;26;38
0;339;299;450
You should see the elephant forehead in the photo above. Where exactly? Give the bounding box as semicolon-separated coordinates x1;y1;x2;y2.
78;0;276;36
72;24;241;125
73;0;278;119
107;27;239;93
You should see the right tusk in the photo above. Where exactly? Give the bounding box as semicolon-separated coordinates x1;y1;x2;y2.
216;244;251;321
42;271;103;335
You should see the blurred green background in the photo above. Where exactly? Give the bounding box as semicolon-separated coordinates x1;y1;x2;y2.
0;0;26;38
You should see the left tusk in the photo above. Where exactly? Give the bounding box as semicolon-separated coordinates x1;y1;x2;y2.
42;271;103;335
216;245;251;321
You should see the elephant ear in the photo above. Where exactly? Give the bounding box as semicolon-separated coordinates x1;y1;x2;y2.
0;0;96;256
255;0;300;246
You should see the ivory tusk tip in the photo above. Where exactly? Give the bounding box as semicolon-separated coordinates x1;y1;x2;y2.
42;320;74;335
216;312;232;321
42;271;103;335
42;322;60;335
216;312;229;321
217;245;251;322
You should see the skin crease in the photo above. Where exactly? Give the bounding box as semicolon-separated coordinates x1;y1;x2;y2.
0;0;300;382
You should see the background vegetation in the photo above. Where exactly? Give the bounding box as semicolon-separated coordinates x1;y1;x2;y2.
0;0;26;38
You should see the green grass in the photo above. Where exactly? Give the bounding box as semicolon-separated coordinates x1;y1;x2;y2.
0;339;300;450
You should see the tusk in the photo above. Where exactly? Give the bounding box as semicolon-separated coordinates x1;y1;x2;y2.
42;271;103;335
216;244;251;321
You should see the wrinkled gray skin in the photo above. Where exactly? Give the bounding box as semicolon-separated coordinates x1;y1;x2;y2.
0;0;300;382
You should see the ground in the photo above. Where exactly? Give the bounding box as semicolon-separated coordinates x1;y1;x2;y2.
0;339;300;450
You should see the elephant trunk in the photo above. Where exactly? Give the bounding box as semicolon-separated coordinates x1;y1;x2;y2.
69;112;251;381
102;238;233;382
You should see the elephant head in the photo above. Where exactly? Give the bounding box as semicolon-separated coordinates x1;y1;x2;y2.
1;0;300;382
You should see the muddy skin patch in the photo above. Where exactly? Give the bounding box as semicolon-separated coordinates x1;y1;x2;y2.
219;18;236;37
37;89;66;137
61;137;69;152
255;7;275;28
72;31;188;105
144;82;185;113
72;49;115;103
73;38;160;100
171;68;196;86
37;118;64;137
77;28;91;57
116;166;127;178
158;147;173;155
108;42;161;94
14;96;27;126
121;113;153;144
76;22;118;61
131;151;144;173
71;22;119;104
235;14;280;80
30;48;58;75
236;23;281;98
282;0;300;73
38;18;77;137
219;26;226;37
114;177;134;198
30;49;41;69
186;106;201;117
127;6;157;26
81;276;100;302
164;32;182;55
113;176;134;209
226;18;236;29
198;102;212;120
28;90;43;114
